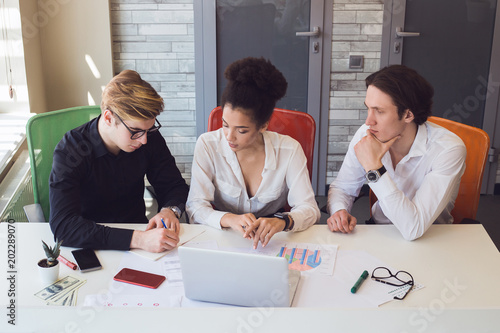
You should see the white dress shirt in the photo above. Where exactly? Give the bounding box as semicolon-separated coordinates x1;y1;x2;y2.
328;122;466;241
186;129;320;231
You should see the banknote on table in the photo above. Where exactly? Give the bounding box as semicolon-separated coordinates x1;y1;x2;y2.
34;276;86;306
51;288;79;306
47;280;86;306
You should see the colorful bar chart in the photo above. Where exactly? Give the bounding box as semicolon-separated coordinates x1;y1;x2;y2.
254;242;337;276
278;245;322;271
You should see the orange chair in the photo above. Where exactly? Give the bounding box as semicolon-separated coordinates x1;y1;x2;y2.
369;116;490;223
208;106;316;180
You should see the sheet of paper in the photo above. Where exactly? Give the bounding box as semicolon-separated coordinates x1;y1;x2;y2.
250;242;338;276
84;241;424;308
162;240;218;288
292;250;423;307
82;251;183;307
83;240;218;308
129;225;206;261
387;282;424;301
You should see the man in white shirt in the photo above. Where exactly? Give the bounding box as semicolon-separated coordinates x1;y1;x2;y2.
327;65;466;241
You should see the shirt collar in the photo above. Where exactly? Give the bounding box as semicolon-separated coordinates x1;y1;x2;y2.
406;122;428;158
89;115;110;158
216;129;233;160
216;129;277;171
262;131;277;171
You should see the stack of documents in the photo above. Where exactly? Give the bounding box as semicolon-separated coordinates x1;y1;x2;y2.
34;276;86;306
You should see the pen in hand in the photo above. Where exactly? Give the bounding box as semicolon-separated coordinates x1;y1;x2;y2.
161;218;168;229
351;270;369;293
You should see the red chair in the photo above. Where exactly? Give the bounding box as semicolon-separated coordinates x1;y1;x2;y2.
208;106;316;180
369;116;490;223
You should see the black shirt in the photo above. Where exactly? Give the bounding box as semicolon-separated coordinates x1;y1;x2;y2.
49;116;189;250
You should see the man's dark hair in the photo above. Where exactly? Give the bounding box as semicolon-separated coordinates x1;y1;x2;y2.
365;65;434;125
221;57;288;128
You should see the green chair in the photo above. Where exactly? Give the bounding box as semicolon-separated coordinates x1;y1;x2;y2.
24;106;102;222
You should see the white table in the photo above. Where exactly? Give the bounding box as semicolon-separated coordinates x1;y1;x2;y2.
1;223;500;332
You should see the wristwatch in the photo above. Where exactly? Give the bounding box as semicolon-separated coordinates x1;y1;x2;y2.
274;213;295;232
365;165;387;183
163;206;182;219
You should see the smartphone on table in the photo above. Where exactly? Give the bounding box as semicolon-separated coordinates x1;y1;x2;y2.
71;248;102;272
113;268;166;289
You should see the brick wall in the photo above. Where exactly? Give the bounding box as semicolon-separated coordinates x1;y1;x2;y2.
327;0;384;186
110;0;385;187
110;0;196;182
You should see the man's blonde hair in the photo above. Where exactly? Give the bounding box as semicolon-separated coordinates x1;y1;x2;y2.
101;70;164;120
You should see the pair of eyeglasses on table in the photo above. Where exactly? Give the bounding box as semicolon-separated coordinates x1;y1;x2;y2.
371;266;415;300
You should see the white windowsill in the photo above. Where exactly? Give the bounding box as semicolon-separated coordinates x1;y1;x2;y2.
0;113;34;179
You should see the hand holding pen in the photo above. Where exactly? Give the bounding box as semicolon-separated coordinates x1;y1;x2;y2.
137;214;180;252
146;209;180;234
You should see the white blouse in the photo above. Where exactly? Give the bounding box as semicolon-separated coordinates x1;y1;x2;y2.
186;129;320;231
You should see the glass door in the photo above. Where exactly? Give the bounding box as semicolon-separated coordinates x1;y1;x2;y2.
195;0;332;193
216;0;311;112
381;0;500;194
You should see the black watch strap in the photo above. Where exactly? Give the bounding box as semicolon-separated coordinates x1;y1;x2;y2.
366;165;386;183
274;213;294;232
377;165;386;176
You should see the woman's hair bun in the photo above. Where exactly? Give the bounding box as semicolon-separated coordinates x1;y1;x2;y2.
224;57;287;101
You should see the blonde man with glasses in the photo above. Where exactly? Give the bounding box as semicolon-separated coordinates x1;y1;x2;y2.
49;70;189;252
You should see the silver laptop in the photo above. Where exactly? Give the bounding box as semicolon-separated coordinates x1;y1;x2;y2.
178;246;300;307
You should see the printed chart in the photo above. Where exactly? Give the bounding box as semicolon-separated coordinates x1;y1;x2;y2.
257;242;338;276
279;246;322;271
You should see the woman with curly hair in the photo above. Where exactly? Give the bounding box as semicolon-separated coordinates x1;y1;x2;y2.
186;57;320;248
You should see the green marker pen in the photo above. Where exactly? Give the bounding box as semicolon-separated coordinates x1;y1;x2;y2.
351;270;369;293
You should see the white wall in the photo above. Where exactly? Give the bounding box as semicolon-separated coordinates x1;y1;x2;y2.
21;0;114;113
39;0;113;111
3;0;113;114
0;0;30;113
19;0;47;114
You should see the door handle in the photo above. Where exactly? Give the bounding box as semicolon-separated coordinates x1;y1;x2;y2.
296;26;320;38
395;27;420;38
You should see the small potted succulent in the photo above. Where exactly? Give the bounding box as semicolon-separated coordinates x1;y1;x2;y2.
38;239;63;285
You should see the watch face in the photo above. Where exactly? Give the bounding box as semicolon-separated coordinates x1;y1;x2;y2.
367;171;378;182
166;206;181;218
